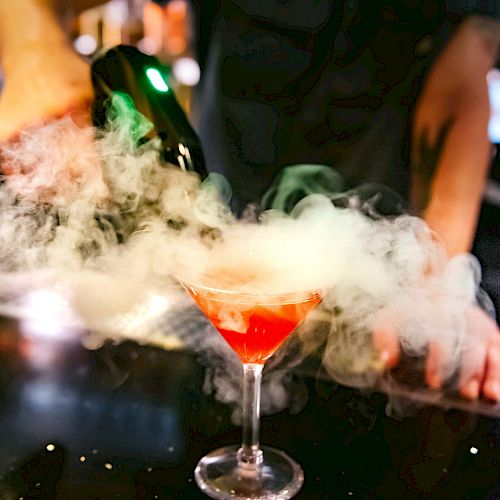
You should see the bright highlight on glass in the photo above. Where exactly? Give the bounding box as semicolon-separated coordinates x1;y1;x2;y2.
146;67;169;92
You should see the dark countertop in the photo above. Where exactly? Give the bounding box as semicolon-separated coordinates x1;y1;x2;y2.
0;315;498;500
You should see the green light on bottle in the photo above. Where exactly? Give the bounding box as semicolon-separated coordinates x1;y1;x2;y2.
146;67;169;92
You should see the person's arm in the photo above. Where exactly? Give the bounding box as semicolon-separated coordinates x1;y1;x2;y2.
384;15;500;401
411;15;498;256
0;0;94;142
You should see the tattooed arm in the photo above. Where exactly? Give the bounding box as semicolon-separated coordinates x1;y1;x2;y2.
411;15;499;257
398;16;500;401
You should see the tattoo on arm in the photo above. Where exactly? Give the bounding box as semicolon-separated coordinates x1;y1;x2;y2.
412;117;454;212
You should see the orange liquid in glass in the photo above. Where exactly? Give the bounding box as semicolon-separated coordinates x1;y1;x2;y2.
186;286;321;364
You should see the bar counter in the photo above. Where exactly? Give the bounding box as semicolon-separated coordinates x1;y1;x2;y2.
0;311;498;500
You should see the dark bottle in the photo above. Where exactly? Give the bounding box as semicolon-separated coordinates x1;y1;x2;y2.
91;45;208;179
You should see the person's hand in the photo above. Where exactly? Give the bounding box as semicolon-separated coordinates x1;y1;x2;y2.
374;304;500;401
0;42;93;144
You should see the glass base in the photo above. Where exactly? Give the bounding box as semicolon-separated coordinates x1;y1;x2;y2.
194;445;304;499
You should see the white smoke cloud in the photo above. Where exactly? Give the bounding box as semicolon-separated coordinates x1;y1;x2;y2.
0;113;496;418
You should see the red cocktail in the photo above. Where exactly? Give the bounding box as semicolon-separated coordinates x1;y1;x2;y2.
185;285;321;364
180;277;323;500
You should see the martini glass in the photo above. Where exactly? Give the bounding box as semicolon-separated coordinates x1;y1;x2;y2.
180;279;322;499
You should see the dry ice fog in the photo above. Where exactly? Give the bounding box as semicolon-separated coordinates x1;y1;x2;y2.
0;105;494;417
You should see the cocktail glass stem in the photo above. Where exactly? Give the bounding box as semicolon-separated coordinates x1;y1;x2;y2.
237;363;264;473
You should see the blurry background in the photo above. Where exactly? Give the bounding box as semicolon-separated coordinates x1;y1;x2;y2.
68;0;200;114
65;0;500;187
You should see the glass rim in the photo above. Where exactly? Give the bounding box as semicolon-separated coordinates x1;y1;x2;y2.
174;274;327;302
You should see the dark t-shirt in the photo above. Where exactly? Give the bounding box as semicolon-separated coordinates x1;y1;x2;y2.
190;1;493;212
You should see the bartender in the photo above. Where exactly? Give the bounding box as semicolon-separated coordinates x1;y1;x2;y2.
0;0;499;401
